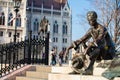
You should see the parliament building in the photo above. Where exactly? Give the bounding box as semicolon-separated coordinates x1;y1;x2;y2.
0;0;72;57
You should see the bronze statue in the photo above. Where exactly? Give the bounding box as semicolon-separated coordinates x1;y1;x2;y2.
64;11;116;75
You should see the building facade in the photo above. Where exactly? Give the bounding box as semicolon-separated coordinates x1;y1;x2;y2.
27;0;72;57
0;0;72;59
0;0;26;43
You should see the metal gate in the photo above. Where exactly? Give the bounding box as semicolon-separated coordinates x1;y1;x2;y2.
0;32;49;77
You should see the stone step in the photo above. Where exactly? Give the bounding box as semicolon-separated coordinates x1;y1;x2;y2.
16;76;47;80
51;66;73;73
36;65;51;73
36;66;73;73
16;65;108;80
26;71;48;79
48;73;109;80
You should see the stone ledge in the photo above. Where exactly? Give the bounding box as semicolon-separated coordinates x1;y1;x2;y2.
48;73;108;80
114;77;120;80
93;67;107;76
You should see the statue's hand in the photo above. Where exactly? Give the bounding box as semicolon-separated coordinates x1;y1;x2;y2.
89;42;94;46
91;41;98;46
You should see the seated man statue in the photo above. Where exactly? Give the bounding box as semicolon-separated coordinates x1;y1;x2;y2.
64;11;116;75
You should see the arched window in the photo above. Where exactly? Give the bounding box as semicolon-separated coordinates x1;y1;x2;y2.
8;13;13;26
16;14;21;27
62;22;67;35
0;12;5;25
53;20;58;33
62;47;66;51
33;18;39;32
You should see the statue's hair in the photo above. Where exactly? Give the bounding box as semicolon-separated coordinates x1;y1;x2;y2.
87;11;97;21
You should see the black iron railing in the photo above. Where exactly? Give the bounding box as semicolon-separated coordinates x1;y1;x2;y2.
0;33;49;77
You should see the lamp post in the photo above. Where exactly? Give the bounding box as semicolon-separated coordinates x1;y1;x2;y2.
13;0;22;43
26;0;34;64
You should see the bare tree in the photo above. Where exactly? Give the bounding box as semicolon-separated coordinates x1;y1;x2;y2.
88;0;120;49
113;0;120;49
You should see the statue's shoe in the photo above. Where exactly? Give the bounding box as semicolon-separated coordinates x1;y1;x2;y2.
69;71;79;74
82;69;93;75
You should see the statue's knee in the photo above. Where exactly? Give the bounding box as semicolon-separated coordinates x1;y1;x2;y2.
89;49;100;60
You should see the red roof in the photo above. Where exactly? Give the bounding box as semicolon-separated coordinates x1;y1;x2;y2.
27;0;67;10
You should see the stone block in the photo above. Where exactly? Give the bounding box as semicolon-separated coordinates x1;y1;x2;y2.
36;65;51;72
93;68;107;76
26;71;48;79
114;77;120;80
48;73;108;80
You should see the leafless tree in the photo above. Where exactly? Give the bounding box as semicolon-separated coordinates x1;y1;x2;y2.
88;0;120;49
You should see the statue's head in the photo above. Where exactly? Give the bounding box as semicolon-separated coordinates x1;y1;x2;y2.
87;11;97;26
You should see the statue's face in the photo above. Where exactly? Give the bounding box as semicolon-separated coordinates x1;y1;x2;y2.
87;12;97;26
88;19;96;26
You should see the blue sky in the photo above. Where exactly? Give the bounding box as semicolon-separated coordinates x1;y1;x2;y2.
68;0;96;40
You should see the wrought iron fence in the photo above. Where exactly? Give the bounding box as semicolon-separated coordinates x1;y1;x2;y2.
0;33;49;77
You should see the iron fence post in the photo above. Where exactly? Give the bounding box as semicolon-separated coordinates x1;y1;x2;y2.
45;32;49;65
28;30;32;64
